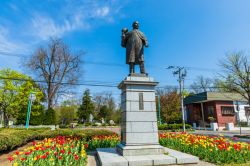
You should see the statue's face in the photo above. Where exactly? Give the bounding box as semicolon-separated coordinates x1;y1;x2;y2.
132;22;139;29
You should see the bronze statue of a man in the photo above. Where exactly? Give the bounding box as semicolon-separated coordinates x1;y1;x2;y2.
121;21;148;74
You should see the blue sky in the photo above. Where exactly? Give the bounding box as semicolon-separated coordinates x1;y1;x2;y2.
1;0;250;101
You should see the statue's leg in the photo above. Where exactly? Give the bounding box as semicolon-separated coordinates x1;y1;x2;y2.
130;63;135;74
140;62;145;74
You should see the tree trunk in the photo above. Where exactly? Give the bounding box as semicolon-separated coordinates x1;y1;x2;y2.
3;111;9;128
48;98;53;110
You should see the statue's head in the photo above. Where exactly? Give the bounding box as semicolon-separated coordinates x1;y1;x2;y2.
122;28;128;33
132;21;139;29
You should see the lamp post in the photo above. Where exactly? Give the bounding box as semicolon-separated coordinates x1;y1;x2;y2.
167;66;187;132
25;92;36;129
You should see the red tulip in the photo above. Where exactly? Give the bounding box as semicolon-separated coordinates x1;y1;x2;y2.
60;149;65;154
7;156;14;162
25;151;31;155
74;155;79;160
41;155;47;159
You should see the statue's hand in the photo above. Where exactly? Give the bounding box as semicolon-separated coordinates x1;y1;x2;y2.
145;43;149;47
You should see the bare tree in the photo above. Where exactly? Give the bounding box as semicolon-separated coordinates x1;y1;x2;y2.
219;52;250;105
93;91;116;111
190;76;214;93
27;39;82;109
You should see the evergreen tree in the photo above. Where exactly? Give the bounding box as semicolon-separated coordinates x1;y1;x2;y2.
78;89;94;123
43;108;56;125
16;101;45;125
98;105;112;123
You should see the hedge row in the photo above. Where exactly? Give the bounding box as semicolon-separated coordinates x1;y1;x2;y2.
158;123;192;131
0;128;115;153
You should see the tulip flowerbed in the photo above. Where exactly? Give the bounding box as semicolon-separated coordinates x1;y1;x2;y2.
86;134;120;150
7;136;87;166
6;131;250;165
0;128;114;152
159;132;250;164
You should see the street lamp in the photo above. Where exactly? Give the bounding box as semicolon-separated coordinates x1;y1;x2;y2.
25;92;36;129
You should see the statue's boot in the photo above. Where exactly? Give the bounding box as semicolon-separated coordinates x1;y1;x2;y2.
140;63;145;74
130;64;135;74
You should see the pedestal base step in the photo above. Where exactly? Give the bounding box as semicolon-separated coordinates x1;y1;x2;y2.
97;148;199;166
117;144;164;156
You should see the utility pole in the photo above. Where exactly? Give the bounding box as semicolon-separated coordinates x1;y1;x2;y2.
167;66;187;132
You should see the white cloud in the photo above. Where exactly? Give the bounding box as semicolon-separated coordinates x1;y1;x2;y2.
30;1;121;40
0;26;28;54
31;14;90;40
0;0;126;53
94;6;110;17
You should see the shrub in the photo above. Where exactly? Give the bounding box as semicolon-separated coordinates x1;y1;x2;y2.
0;128;115;153
237;122;249;127
59;124;69;128
0;128;46;152
84;122;92;126
158;123;192;131
43;108;56;125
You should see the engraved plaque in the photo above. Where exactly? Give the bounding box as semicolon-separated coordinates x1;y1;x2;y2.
139;93;144;110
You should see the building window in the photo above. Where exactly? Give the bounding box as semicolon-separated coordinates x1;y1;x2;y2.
245;106;250;117
221;106;235;115
207;106;214;116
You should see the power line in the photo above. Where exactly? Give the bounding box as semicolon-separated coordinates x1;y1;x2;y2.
0;50;28;57
0;51;221;72
0;76;238;90
0;76;118;88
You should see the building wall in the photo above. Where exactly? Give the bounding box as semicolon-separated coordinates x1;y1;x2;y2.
186;101;238;127
214;101;236;127
233;101;250;123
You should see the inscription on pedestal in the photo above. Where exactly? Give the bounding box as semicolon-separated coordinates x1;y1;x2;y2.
139;93;144;110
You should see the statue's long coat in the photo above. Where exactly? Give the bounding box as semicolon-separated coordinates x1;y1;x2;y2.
122;29;148;64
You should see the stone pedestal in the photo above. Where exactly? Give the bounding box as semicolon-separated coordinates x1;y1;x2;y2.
117;75;164;156
97;74;199;166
